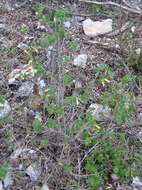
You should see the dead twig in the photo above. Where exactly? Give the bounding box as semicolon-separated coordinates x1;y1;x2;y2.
83;21;131;54
122;0;133;8
77;143;99;168
106;21;130;37
79;0;142;14
85;40;122;54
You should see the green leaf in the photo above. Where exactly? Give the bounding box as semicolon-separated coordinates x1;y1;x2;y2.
63;163;73;174
74;118;84;130
34;63;44;76
47;118;58;128
20;26;29;34
64;96;77;105
0;162;8;180
0;95;5;107
55;107;64;115
18;171;25;177
35;186;42;190
80;88;90;102
68;40;80;52
85;162;98;173
55;10;68;23
57;29;66;39
114;94;134;124
33;6;44;15
82;131;91;145
47;104;64;115
62;55;71;64
45;87;54;97
64;74;73;86
40;139;49;147
64;135;71;141
87;175;102;190
121;74;134;86
32;119;42;132
86;113;97;128
41;35;56;47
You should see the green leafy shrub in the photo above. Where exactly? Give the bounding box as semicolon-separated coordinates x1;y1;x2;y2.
101;84;134;125
85;132;138;189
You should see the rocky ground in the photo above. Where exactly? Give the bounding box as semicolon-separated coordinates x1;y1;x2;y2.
0;0;142;190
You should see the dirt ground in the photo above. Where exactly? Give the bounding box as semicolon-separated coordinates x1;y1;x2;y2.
0;1;142;190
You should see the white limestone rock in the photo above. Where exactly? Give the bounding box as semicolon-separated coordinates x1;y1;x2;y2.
0;181;3;190
0;101;11;119
42;183;50;190
88;103;111;121
26;163;42;182
64;21;71;28
3;172;13;188
83;18;112;37
15;81;34;98
73;54;87;68
132;177;142;190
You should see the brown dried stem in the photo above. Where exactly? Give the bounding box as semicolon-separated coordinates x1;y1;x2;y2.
79;0;142;14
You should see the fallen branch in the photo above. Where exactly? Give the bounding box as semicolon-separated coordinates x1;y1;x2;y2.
79;0;142;14
84;39;122;54
106;21;130;37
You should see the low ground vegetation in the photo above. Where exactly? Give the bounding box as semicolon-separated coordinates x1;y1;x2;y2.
0;0;142;189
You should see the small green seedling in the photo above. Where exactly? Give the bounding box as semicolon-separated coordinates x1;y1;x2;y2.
0;162;8;180
32;118;42;132
0;95;5;108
